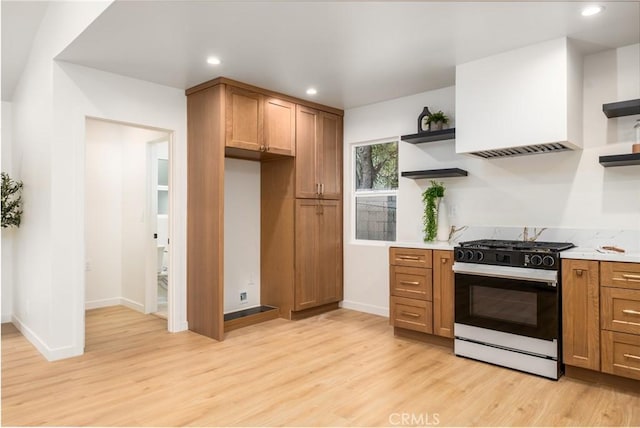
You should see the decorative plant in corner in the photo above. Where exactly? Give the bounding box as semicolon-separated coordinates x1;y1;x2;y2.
1;172;23;229
427;110;449;131
422;180;445;242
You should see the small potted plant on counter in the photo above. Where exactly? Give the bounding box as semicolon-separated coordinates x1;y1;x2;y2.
427;110;449;131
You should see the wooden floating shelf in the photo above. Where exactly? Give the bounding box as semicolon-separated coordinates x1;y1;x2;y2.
599;153;640;167
401;168;468;179
401;128;456;144
224;305;279;332
602;99;640;118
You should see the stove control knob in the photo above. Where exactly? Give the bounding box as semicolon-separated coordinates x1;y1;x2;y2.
455;249;465;261
542;256;555;267
465;250;475;261
530;255;543;266
475;251;484;262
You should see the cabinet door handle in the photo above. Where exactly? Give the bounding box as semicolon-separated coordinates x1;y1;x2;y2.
622;309;640;316
622;274;640;281
442;258;447;264
576;269;584;277
400;311;420;318
399;281;420;286
623;353;640;361
320;183;324;195
398;256;420;261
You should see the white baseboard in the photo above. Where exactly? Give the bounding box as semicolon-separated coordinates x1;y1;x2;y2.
85;298;122;310
85;297;145;313
340;300;389;317
120;297;145;313
11;314;83;361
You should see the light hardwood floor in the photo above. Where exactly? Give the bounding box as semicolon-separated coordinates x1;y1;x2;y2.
2;306;639;426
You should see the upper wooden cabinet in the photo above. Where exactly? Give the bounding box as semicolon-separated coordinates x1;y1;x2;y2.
433;250;455;338
264;98;296;156
295;105;342;199
225;86;295;157
226;85;263;152
562;259;600;371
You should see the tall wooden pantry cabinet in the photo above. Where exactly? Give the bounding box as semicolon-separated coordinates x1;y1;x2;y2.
186;77;343;340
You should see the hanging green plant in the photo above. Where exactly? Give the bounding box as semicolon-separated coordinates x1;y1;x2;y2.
422;180;445;242
1;172;23;229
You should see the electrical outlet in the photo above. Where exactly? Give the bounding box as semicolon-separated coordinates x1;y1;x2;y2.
240;291;248;303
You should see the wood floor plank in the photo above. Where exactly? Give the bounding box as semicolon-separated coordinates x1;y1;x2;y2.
2;306;639;426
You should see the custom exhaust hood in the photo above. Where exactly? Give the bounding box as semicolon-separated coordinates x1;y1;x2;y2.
455;37;583;159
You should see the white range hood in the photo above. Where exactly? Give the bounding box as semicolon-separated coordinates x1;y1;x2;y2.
455;37;583;158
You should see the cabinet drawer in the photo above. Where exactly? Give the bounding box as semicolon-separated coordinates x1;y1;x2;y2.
390;296;433;334
601;330;640;381
601;287;640;335
390;266;432;301
601;262;640;290
389;247;432;268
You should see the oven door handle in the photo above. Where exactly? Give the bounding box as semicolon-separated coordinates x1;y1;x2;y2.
453;262;558;287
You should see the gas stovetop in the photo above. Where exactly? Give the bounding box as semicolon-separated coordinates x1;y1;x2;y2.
458;239;575;252
454;239;575;270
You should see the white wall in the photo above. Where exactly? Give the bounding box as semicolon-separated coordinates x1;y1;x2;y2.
343;44;640;317
10;0;187;360
224;158;261;313
85;120;123;307
1;101;14;322
85;120;167;311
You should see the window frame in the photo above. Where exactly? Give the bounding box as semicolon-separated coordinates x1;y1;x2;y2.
351;138;399;244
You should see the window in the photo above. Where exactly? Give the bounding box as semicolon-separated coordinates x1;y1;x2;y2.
353;140;398;242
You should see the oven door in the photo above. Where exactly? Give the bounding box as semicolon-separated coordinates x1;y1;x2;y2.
453;262;559;341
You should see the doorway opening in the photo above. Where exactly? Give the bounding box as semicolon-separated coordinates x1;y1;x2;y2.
84;118;172;331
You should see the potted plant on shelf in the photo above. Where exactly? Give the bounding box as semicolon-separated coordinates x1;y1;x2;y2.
427;110;449;131
422;180;445;242
1;172;23;229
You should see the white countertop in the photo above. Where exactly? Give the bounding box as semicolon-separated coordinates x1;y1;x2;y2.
561;247;640;263
390;241;455;251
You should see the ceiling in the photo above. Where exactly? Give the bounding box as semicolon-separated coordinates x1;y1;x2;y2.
4;1;640;108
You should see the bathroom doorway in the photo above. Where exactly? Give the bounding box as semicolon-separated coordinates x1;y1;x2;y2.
147;139;170;318
84;118;172;324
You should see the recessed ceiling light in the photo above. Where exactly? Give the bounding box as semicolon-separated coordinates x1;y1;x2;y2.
207;57;221;65
306;88;317;95
581;5;604;16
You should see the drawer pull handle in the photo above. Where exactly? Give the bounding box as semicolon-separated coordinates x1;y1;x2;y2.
622;274;640;281
398;256;420;261
623;353;640;361
622;309;640;316
576;269;584;277
442;258;447;264
401;311;420;318
400;281;420;286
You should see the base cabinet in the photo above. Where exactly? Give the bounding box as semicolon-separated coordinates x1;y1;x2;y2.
294;199;343;311
433;250;455;338
563;259;640;383
562;259;600;370
389;247;453;340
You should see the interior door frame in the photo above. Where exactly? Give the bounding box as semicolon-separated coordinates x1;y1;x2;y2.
145;137;171;315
